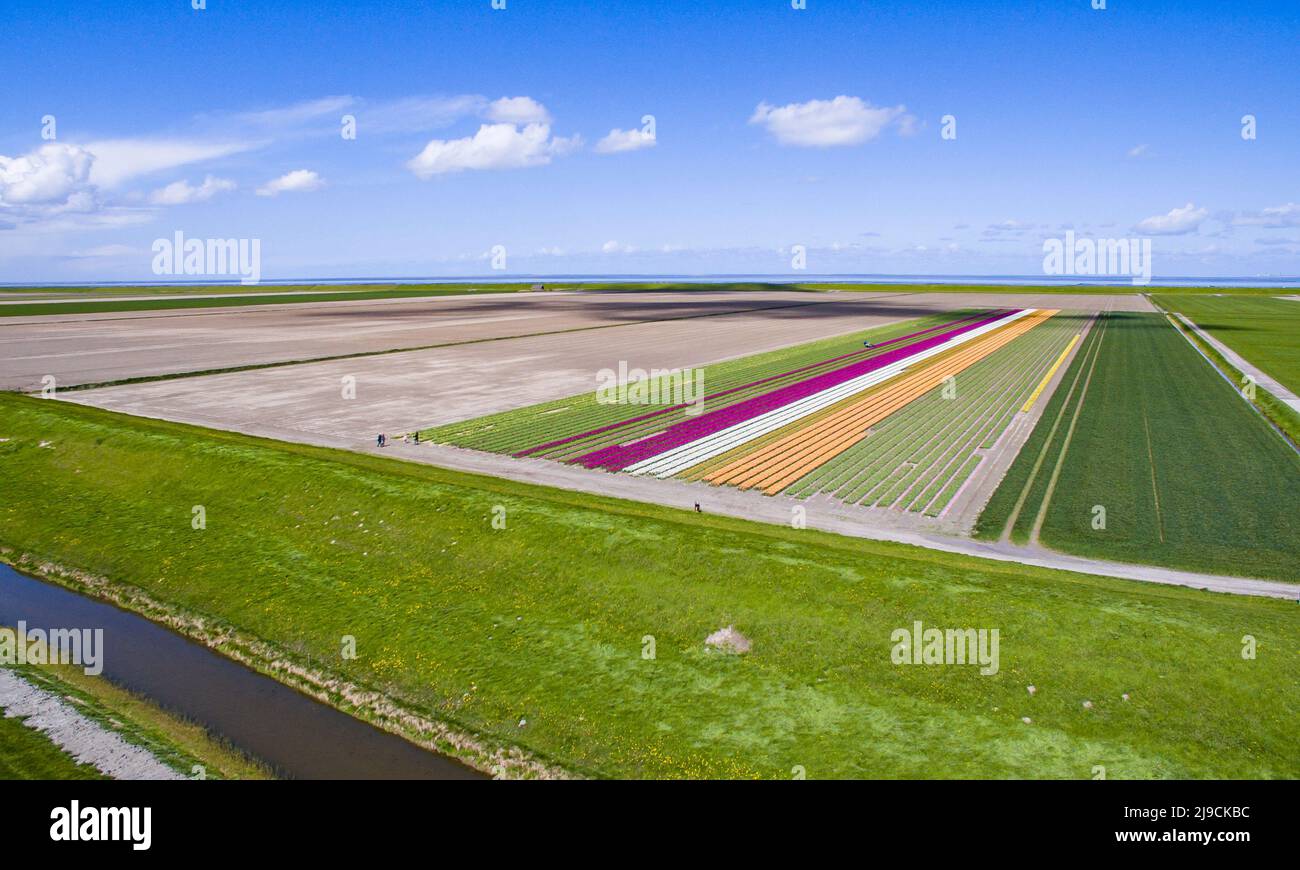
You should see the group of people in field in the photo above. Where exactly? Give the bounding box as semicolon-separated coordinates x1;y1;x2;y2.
376;432;419;448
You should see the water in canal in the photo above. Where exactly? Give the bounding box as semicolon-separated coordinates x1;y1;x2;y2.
0;563;482;779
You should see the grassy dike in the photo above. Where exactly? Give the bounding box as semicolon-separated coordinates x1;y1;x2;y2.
0;392;1297;778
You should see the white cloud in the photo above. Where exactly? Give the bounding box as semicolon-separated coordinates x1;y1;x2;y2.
486;96;551;125
360;95;487;134
235;95;356;128
749;96;915;147
256;169;324;197
1232;203;1300;228
407;123;581;177
601;240;636;254
1135;202;1209;235
85;139;253;188
148;175;236;205
595;127;657;154
1127;144;1151;159
0;143;95;207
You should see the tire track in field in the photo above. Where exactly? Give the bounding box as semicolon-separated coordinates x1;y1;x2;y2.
1142;411;1166;543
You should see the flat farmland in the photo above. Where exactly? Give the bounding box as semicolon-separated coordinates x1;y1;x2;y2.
1154;294;1300;394
3;289;1150;392
426;310;976;456
784;312;1083;519
976;312;1300;582
53;294;936;442
425;307;1087;528
50;291;1149;444
2;289;852;391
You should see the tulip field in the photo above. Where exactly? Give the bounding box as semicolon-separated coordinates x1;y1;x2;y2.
424;307;1084;521
976;311;1300;581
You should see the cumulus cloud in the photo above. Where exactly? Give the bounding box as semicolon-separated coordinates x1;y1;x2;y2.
1135;202;1209;235
749;96;916;147
1232;202;1300;228
486;96;551;125
256;169;324;196
0;144;96;208
601;240;636;254
407;123;581;178
595;127;657;154
148;175;236;205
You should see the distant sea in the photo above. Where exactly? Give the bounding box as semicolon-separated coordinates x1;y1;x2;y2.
3;273;1298;289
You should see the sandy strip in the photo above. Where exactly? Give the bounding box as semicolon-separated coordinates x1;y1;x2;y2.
0;668;184;780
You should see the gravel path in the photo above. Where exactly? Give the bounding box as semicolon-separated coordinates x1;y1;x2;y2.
0;668;184;780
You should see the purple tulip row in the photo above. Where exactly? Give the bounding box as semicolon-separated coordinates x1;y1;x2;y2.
576;309;1018;472
512;310;995;459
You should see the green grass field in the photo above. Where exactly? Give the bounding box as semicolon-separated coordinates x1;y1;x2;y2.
1;393;1297;778
976;312;1300;581
0;709;107;780
1154;294;1300;395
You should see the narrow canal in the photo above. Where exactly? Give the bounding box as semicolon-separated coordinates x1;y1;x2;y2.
0;563;483;779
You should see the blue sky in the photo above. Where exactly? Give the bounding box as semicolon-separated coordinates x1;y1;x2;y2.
1;0;1297;283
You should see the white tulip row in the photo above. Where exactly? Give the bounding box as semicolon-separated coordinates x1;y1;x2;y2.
626;309;1036;479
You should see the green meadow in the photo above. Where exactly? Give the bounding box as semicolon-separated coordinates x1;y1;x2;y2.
1;393;1296;778
1154;294;1300;394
